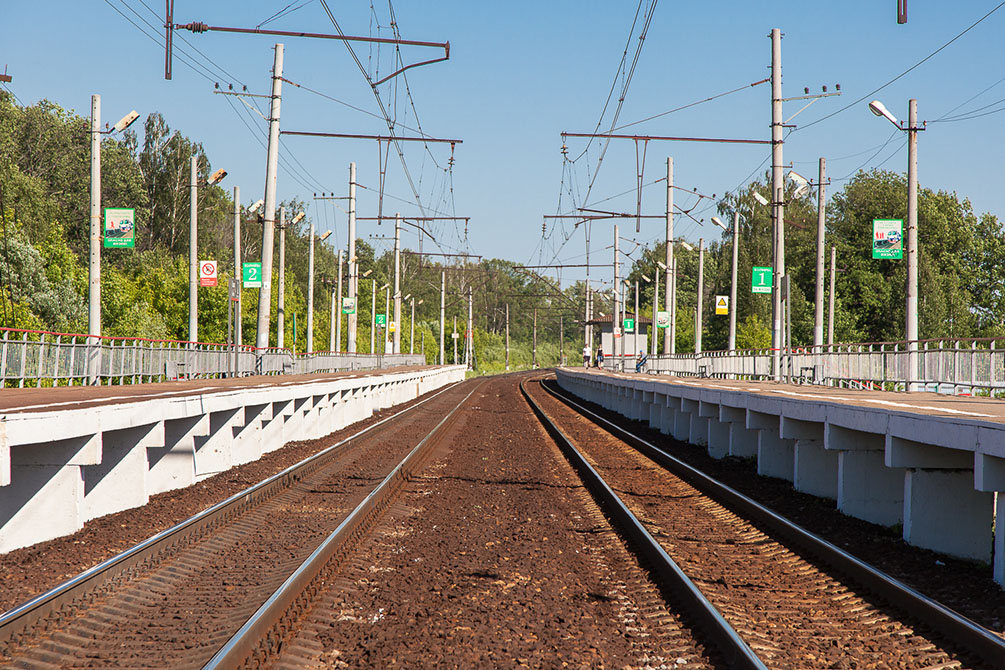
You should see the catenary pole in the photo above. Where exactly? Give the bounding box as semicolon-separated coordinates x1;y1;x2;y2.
696;238;704;354
88;94;102;383
814;157;827;349
634;280;639;358
393;213;401;354
409;298;415;355
233;186;242;346
452;315;457;364
277;208;286;349
439;270;445;364
770;28;785;380
347;162;358;353
255;43;284;352
189;155;198;343
729;212;739;351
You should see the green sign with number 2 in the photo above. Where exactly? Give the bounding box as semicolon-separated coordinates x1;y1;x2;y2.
242;262;262;288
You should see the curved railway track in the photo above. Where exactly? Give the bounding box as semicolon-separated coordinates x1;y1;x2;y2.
522;376;1005;669
0;379;479;669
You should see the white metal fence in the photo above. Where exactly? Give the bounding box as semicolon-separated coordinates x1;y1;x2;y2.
0;328;426;387
603;339;1005;395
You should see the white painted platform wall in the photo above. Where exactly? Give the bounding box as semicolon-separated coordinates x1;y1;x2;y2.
0;366;465;553
556;368;1005;588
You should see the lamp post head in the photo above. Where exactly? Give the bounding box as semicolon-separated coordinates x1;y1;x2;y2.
753;191;769;206
318;230;332;241
248;199;264;214
679;240;694;252
711;216;728;232
111;110;140;133
207;168;227;186
291;212;306;225
868;100;900;127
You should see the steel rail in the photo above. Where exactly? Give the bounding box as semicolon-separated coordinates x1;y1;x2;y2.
0;381;462;648
541;378;1005;666
520;378;768;670
206;382;482;668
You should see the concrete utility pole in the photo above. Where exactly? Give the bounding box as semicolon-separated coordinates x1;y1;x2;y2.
828;245;836;346
393;213;401;354
88;94;102;363
533;308;538;368
452;316;457;364
770;27;785;380
384;284;390;354
466;285;473;369
370;279;376;354
347;162;358;353
307;218;316;353
233;186;242;346
664;156;674;355
277;208;286;349
814;157;827;350
409;298;415;355
335;250;343;352
651;270;660;357
728;212;739;351
560;314;564;365
696;239;704;354
189;154;199;343
613;224;620;370
255;43;284;352
906;98;920;391
505;303;510;370
584;285;592;352
439;270;445;364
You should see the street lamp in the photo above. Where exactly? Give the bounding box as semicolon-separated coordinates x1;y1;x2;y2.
869;98;923;391
88;97;139;365
189;158;226;344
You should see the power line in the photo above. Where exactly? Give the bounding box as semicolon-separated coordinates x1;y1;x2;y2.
797;0;1005;133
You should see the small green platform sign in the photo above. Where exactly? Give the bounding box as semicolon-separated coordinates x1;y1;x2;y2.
623;318;635;332
752;266;773;294
242;262;262;288
375;313;387;326
342;297;356;314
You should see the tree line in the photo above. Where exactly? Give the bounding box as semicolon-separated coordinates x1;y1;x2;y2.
1;91;1002;372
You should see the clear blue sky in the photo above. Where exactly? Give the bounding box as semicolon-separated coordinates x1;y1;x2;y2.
3;1;1004;288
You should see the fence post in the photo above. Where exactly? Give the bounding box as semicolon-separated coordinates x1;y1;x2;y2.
971;339;977;391
991;339;997;392
19;332;28;388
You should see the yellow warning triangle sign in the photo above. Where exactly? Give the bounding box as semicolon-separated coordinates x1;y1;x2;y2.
715;295;729;315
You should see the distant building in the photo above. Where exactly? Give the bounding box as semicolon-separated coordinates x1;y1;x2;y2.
587;312;651;370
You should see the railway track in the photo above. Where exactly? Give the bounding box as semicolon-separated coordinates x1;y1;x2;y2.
522;376;1005;669
0;379;479;669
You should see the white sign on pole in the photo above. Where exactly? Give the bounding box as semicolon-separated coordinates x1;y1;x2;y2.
715;295;729;315
199;260;218;287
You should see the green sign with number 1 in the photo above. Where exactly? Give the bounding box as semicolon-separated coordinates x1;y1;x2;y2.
242;262;262;288
751;266;772;294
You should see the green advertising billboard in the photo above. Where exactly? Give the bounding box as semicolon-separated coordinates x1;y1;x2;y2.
872;219;903;259
103;208;135;248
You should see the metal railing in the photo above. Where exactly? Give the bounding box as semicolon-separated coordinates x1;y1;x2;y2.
0;328;426;387
619;338;1005;396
